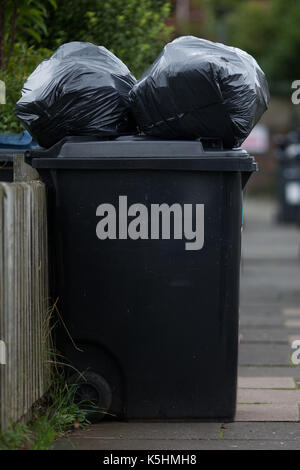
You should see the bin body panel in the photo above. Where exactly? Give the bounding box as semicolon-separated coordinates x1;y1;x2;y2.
41;166;242;420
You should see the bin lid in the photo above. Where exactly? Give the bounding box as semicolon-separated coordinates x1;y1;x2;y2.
0;131;39;162
0;130;37;149
26;136;257;173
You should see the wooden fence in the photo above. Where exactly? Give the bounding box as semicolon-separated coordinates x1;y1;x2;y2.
0;157;49;431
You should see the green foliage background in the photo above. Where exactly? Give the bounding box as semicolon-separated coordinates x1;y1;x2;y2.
225;0;300;89
0;0;172;132
42;0;172;78
0;45;51;132
177;0;300;92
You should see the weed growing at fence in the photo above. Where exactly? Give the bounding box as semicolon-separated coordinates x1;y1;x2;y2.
0;300;90;450
0;374;89;450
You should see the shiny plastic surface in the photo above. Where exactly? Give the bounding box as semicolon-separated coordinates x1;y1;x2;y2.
129;36;270;148
15;42;137;148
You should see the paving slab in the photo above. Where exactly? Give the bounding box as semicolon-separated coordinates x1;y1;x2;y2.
240;287;300;302
240;305;283;315
239;328;288;343
283;308;300;316
284;328;300;335
235;404;299;422
239;316;283;327
68;422;221;440
289;336;300;346
238;366;300;377
279;292;300;303
239;344;291;366
238;388;300;404
240;291;281;304
241;245;299;261
285;320;300;328
53;437;300;450
238;377;296;389
222;422;300;440
240;265;300;288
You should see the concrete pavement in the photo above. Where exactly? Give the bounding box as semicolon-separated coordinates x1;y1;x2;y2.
54;197;300;450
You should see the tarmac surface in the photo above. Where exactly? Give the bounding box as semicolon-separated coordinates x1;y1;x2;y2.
54;197;300;450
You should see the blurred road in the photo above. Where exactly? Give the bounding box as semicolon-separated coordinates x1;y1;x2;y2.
55;197;300;450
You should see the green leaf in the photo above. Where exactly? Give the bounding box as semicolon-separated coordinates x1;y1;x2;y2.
24;28;42;43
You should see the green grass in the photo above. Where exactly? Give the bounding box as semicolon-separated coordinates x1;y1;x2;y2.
0;374;89;450
219;424;226;440
289;354;299;367
0;423;33;450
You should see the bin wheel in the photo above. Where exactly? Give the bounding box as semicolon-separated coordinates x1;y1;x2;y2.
67;371;112;423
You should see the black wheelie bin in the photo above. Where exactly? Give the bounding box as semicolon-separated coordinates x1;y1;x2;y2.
276;135;300;224
26;136;257;421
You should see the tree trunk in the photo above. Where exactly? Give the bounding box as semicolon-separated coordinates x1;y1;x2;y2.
0;0;5;70
3;4;17;69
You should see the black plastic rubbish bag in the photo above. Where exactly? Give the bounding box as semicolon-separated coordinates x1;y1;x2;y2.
129;36;270;148
15;42;137;148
